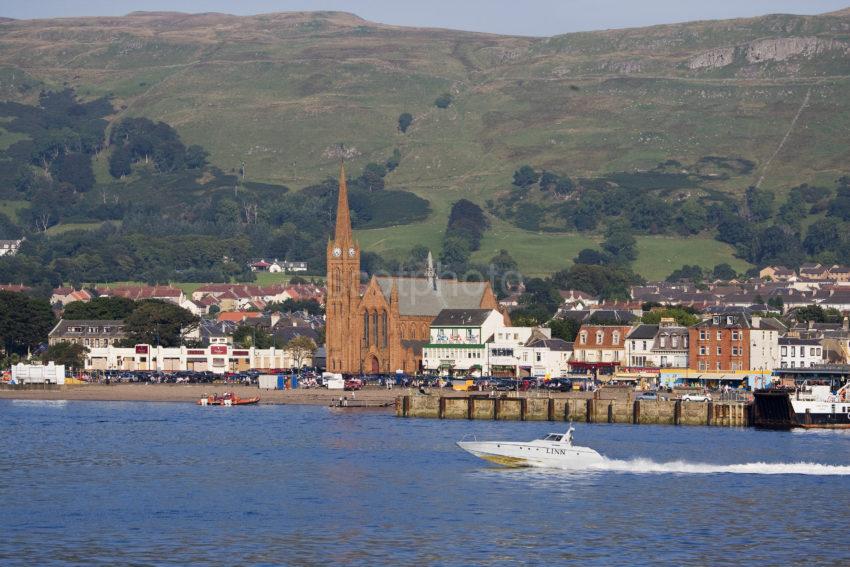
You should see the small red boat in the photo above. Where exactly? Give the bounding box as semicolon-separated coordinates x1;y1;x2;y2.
197;392;260;406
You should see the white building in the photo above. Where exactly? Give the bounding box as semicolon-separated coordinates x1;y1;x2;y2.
0;239;23;257
85;344;312;374
779;337;823;369
422;309;504;376
626;318;689;368
749;315;784;372
422;313;574;378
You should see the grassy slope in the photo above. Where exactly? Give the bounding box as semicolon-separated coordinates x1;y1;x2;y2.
3;10;850;277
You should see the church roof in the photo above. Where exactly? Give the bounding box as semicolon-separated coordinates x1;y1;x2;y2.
375;277;490;317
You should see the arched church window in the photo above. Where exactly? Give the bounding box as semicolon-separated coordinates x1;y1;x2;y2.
372;312;378;347
363;311;369;346
382;312;388;348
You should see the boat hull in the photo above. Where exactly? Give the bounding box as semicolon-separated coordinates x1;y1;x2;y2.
753;390;850;429
456;441;604;469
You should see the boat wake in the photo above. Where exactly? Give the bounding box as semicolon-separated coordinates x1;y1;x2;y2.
582;457;850;476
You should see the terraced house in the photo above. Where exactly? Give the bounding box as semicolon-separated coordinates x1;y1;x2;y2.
688;313;784;372
48;320;126;348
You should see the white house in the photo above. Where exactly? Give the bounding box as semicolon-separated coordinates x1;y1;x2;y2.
422;309;505;376
779;337;823;369
0;239;23;257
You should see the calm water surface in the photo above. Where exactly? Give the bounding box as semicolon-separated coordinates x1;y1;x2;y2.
2;400;850;566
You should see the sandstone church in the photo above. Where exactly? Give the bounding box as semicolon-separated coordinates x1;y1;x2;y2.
325;163;503;374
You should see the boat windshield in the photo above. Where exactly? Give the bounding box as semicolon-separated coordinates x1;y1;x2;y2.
543;434;563;441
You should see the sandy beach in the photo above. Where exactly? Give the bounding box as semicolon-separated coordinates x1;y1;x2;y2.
0;383;595;406
0;383;407;406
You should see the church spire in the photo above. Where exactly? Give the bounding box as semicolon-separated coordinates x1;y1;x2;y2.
425;250;437;291
334;160;352;243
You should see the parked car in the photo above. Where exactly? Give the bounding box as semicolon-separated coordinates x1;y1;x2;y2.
636;391;659;401
681;393;712;402
344;378;363;391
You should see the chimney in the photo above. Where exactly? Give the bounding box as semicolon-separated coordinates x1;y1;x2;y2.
808;319;814;330
751;315;761;328
844;317;849;332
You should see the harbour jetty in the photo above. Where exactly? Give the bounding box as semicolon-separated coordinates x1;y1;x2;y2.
396;394;751;427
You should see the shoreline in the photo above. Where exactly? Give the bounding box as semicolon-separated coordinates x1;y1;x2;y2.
0;383;596;406
0;383;403;407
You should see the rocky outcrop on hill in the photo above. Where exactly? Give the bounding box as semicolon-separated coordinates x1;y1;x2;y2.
687;47;736;70
745;36;848;63
688;36;849;70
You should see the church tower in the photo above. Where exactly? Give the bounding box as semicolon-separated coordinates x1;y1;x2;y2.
326;162;360;372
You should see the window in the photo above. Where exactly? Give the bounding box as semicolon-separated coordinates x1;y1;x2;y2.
699;330;707;341
536;352;541;362
716;346;722;355
382;312;388;348
596;331;603;345
672;336;678;348
699;346;707;355
790;346;796;357
810;347;816;356
717;331;722;340
579;332;587;345
659;336;666;348
612;332;620;345
781;346;787;356
732;331;740;341
716;361;721;370
698;361;707;371
790;361;795;368
817;347;822;356
363;312;369;346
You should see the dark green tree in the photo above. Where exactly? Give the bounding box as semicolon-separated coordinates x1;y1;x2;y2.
0;291;55;356
108;146;132;178
121;300;198;347
512;165;540;188
434;93;453;108
712;263;737;281
41;342;88;369
52;152;95;192
746;186;775;222
398;112;413;133
547;318;581;342
184;145;209;169
601;225;638;264
63;297;138;320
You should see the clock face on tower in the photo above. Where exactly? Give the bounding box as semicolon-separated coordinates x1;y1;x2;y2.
348;247;356;257
333;247;342;257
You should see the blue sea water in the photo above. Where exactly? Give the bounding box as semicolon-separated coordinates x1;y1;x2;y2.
1;399;850;566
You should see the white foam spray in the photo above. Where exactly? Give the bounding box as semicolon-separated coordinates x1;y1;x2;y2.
578;457;850;476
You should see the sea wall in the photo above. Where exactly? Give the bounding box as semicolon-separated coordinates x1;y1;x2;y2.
397;395;750;427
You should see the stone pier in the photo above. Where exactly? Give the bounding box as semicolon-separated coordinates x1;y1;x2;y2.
397;395;751;427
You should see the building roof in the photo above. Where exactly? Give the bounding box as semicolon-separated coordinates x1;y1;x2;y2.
49;319;125;337
584;309;637;325
627;324;659;340
375;277;490;317
778;337;822;346
527;337;573;351
430;308;495;327
217;311;264;323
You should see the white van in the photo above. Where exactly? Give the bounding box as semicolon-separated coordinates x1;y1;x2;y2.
322;372;345;390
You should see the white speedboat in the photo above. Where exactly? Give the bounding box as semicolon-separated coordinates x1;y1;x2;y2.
456;426;604;469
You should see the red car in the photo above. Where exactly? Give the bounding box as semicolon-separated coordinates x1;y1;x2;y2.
344;378;363;391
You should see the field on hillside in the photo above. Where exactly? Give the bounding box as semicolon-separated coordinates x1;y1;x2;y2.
1;10;849;277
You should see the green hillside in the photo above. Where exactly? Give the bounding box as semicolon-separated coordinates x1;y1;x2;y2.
2;9;850;276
